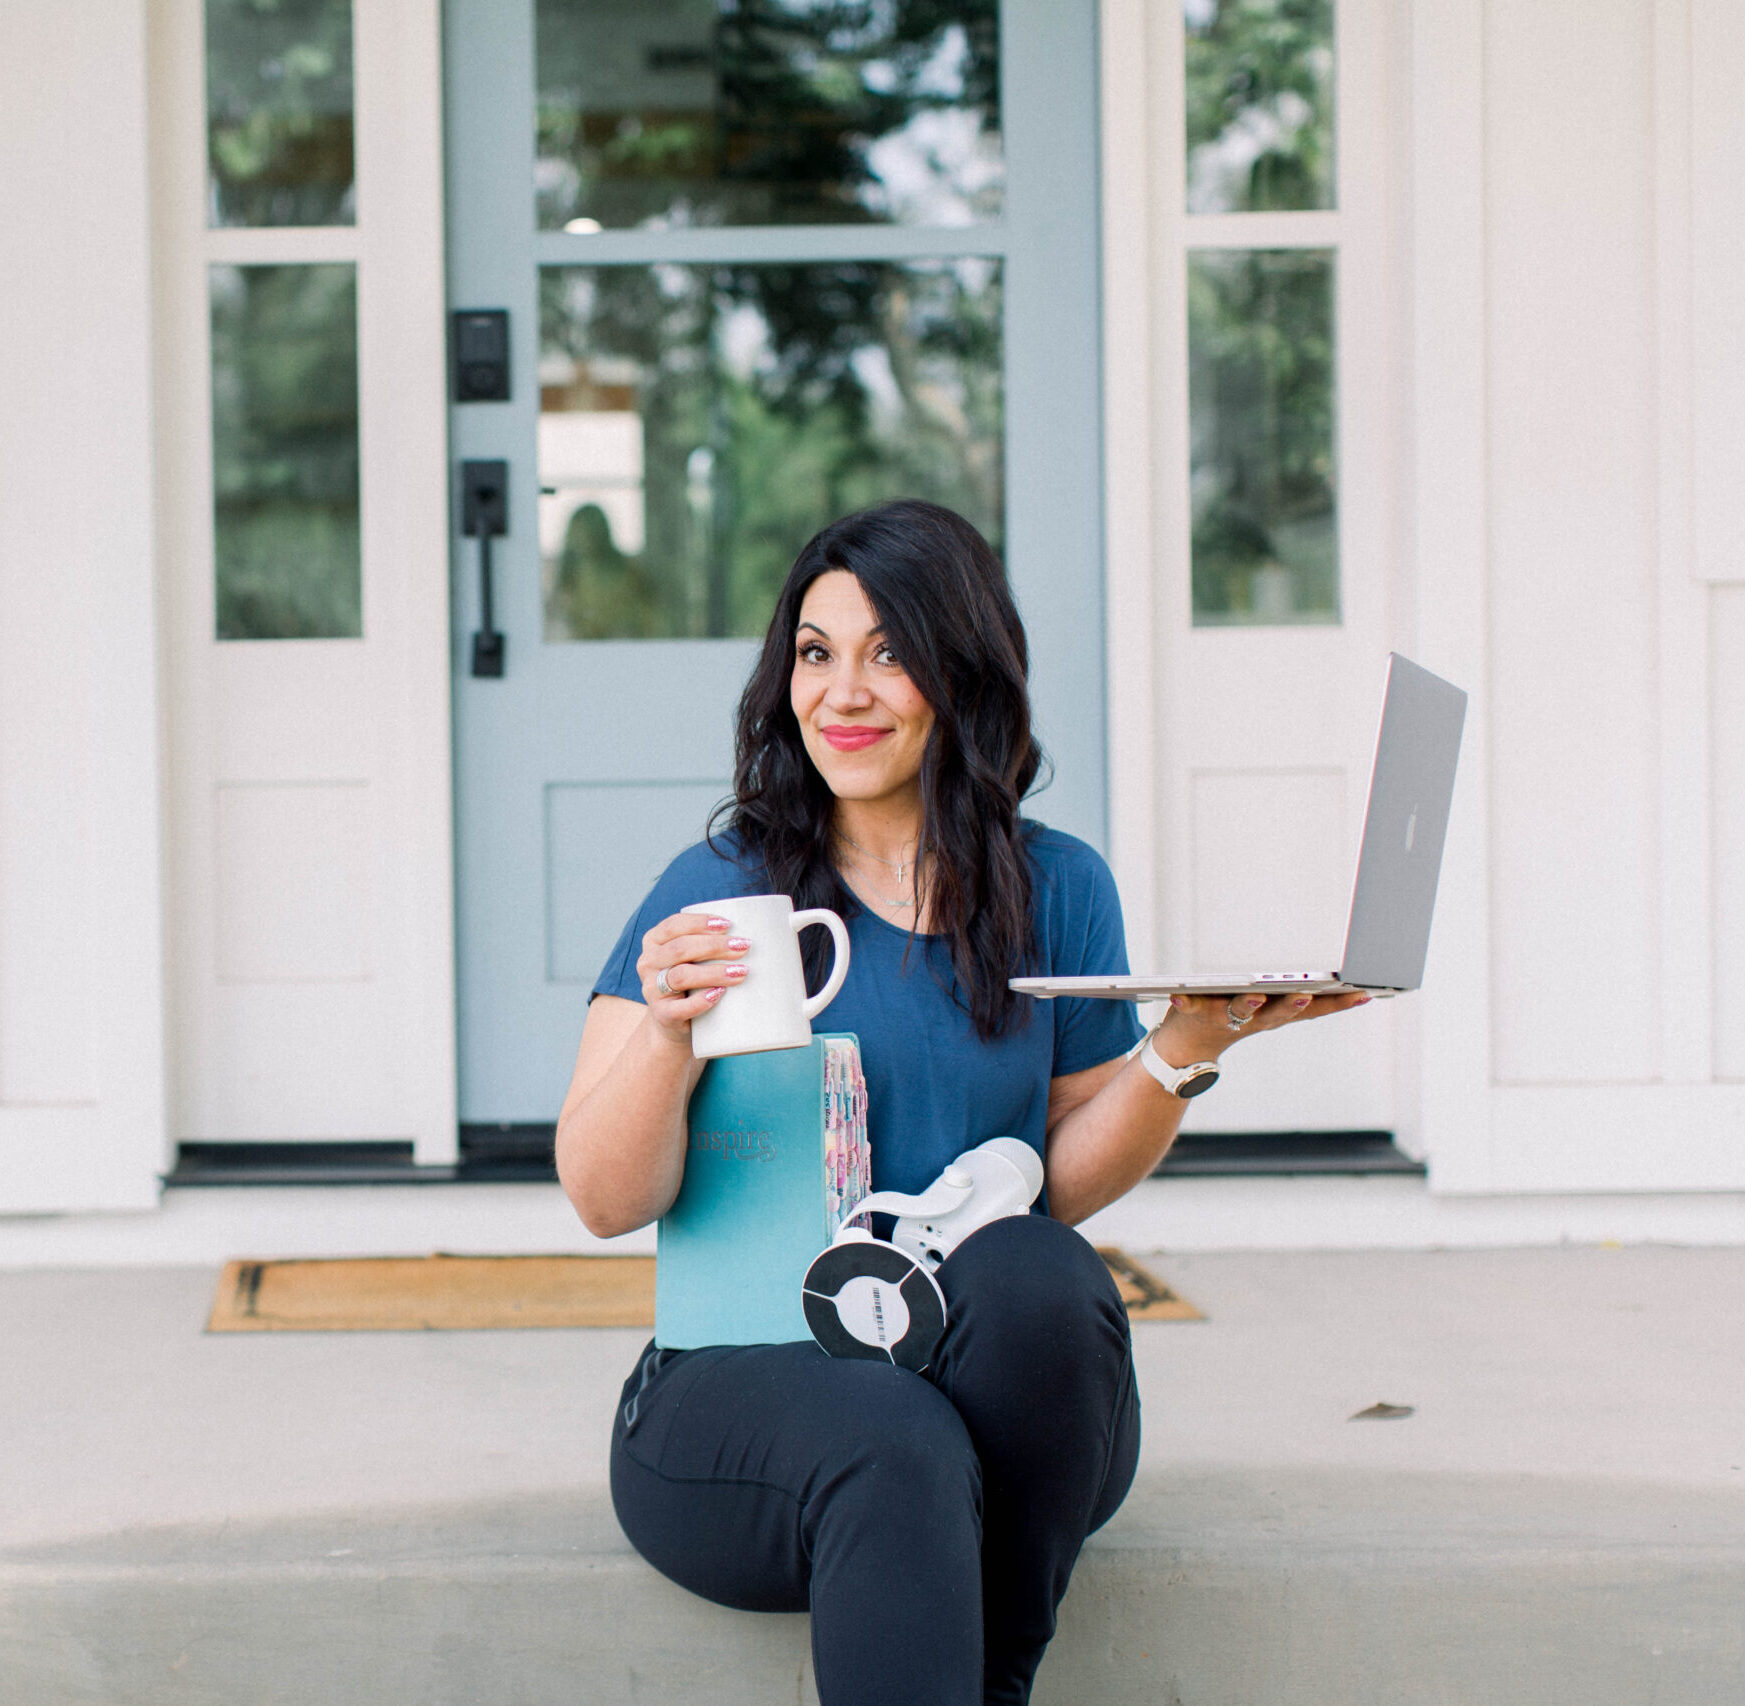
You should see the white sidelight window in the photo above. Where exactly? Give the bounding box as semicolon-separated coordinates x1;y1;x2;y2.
1102;0;1404;1140
152;0;457;1160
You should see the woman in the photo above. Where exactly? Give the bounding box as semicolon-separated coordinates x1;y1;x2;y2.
556;500;1367;1705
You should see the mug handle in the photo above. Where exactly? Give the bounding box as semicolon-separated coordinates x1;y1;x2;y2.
792;909;851;1020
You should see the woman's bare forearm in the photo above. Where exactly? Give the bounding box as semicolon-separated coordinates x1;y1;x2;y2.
1044;1057;1187;1225
1044;991;1376;1223
556;1005;705;1238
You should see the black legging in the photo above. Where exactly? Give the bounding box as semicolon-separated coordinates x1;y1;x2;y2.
609;1213;1141;1706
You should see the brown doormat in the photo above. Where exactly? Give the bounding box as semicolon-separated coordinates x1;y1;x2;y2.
1097;1247;1204;1321
207;1254;658;1333
207;1248;1200;1333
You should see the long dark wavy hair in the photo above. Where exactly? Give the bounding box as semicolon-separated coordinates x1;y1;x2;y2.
710;499;1048;1040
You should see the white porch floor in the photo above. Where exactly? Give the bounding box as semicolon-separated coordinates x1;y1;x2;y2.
3;1246;1742;1703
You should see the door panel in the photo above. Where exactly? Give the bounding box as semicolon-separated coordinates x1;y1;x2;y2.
545;780;733;984
446;0;1105;1123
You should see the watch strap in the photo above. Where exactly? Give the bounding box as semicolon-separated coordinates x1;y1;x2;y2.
1137;1030;1221;1098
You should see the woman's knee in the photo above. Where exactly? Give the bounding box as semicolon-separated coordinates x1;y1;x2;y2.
940;1213;1127;1350
931;1216;1141;1532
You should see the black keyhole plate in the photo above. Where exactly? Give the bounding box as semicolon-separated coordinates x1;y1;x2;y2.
461;460;508;537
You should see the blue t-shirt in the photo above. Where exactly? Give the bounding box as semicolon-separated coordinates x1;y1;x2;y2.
592;822;1143;1199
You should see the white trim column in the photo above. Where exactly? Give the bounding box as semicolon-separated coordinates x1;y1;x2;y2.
1408;0;1494;1188
0;0;169;1211
1101;0;1161;972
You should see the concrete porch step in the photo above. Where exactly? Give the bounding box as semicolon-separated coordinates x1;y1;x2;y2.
3;1248;1741;1704
5;1472;1742;1706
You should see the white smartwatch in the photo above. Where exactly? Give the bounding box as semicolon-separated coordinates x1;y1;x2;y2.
1136;1029;1221;1099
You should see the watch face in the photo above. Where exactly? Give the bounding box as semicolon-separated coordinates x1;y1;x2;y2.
1176;1065;1220;1098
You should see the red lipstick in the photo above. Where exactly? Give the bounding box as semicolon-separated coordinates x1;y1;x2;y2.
822;725;890;752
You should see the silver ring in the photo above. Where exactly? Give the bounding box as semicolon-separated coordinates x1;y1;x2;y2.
1225;999;1254;1031
656;967;675;998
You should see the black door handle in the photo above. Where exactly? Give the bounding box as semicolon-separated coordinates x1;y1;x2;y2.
461;460;508;678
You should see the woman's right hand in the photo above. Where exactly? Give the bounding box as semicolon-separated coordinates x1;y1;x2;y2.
637;911;751;1045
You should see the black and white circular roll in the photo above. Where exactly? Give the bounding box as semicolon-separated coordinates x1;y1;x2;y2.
801;1232;947;1373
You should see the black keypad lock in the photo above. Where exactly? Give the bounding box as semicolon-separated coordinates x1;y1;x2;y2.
452;309;510;403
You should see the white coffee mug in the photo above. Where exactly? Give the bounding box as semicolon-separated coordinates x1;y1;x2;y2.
688;894;851;1059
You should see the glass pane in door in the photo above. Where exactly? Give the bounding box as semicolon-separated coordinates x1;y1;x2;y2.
206;0;356;227
1184;0;1335;214
538;258;1003;640
209;263;361;639
534;0;1002;230
1188;248;1337;625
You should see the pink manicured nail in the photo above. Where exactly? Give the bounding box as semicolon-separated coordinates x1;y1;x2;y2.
723;964;748;982
704;987;725;1002
727;937;752;952
1355;994;1373;1005
1169;995;1186;1009
1292;997;1311;1010
706;916;732;931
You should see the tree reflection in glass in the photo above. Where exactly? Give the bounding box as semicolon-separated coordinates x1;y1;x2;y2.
206;0;355;227
1184;0;1334;215
539;260;1003;639
1188;250;1337;625
210;264;361;639
535;0;1001;230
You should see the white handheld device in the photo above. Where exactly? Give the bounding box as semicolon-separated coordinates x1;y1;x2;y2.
800;1138;1044;1371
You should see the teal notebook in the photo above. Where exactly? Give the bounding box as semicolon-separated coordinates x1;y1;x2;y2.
655;1034;869;1350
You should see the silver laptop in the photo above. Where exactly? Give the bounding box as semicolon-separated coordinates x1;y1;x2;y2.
1012;653;1468;1002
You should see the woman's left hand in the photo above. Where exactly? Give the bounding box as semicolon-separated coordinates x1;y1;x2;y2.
1154;988;1374;1061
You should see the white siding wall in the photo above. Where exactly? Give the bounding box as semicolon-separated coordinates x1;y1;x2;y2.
1404;0;1745;1188
1484;0;1661;1087
0;0;167;1210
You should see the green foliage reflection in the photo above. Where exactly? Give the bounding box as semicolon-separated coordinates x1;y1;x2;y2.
1185;0;1334;214
210;264;361;639
535;0;1001;229
206;0;355;227
1188;250;1336;625
541;260;1002;640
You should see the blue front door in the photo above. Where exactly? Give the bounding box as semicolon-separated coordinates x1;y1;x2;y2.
445;0;1107;1125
